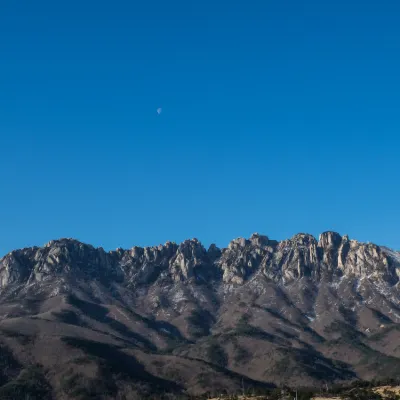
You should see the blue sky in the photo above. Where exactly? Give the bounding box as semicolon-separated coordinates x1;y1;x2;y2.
1;0;399;255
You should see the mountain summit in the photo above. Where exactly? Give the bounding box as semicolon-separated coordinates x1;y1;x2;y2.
0;232;400;398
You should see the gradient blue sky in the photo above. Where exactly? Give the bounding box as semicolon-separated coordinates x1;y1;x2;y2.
1;0;399;255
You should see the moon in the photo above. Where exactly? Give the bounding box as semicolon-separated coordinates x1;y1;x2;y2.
157;107;162;115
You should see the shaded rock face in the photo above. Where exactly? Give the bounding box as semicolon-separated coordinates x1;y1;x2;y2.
117;241;178;285
0;232;398;290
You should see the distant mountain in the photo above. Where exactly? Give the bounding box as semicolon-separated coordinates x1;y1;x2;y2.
1;232;400;399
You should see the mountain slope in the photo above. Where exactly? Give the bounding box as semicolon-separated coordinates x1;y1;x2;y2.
0;232;399;398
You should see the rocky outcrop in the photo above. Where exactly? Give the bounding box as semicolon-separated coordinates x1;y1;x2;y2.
1;232;399;292
265;233;320;282
116;241;178;285
339;240;396;283
216;233;274;284
169;239;211;282
0;250;34;288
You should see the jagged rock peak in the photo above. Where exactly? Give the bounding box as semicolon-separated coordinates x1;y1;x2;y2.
44;238;93;249
226;233;271;250
289;233;318;246
169;239;209;281
318;231;343;248
207;244;221;262
228;237;248;249
249;232;269;247
218;234;275;285
178;238;203;249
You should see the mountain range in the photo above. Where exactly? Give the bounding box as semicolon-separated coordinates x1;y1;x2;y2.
1;232;400;399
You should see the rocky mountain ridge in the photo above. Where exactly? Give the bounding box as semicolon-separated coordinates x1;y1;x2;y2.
1;232;399;291
0;232;400;399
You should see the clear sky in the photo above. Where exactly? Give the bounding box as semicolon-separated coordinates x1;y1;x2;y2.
1;0;399;255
